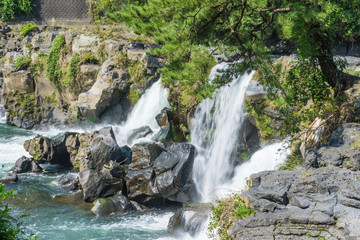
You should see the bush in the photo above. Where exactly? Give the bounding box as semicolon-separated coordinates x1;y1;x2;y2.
0;0;32;21
46;35;66;84
0;184;37;240
20;24;37;36
208;194;254;240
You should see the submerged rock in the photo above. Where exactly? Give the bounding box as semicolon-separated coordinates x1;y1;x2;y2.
127;126;153;145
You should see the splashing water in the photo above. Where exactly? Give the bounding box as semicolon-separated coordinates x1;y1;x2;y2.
113;80;171;146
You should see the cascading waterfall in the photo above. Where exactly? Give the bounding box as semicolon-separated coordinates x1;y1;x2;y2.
191;63;254;202
113;79;171;146
191;63;289;203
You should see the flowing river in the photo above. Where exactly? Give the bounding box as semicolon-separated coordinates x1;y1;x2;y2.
0;63;289;240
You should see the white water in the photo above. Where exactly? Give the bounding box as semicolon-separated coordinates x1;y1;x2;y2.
113;80;171;146
191;63;289;203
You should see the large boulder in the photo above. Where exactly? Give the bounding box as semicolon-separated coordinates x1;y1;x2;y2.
12;156;43;173
153;143;196;202
65;127;126;172
24;133;76;167
78;169;123;202
58;173;80;191
91;194;133;217
244;80;266;104
152;108;185;142
0;173;18;184
126;142;196;205
77;58;130;122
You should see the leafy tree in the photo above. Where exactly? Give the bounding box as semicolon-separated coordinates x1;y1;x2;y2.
109;0;360;129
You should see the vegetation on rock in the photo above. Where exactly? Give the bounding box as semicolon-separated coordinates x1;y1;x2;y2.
208;194;254;240
20;24;37;36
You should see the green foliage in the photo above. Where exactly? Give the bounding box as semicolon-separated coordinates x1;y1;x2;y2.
87;0;122;22
15;56;31;70
46;35;66;84
128;88;139;106
63;55;81;87
20;24;37;36
208;194;254;240
0;0;32;21
0;184;37;240
279;148;304;170
128;61;146;86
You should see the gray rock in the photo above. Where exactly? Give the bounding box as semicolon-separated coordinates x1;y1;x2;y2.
109;194;132;212
129;143;165;171
72;34;100;55
31;32;58;53
91;198;117;217
79;169;104;202
168;204;211;236
127;126;153;145
58;173;79;191
245;80;266;104
0;173;18;184
3;70;34;94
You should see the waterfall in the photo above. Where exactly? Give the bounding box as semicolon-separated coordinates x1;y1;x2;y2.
113;79;171;146
191;63;289;202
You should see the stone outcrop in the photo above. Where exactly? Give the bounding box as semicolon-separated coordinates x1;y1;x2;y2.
305;123;360;170
77;58;130;122
126;142;196;205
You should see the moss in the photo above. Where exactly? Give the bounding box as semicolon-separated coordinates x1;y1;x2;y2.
62;55;81;87
20;24;37;36
208;194;254;240
15;55;31;69
46;34;66;84
128;88;139;106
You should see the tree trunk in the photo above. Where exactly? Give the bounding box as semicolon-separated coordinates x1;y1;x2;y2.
313;32;359;95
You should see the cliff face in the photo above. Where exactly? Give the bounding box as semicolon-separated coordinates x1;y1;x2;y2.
0;24;163;129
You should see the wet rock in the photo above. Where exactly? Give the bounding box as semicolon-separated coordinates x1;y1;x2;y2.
146;56;164;68
120;145;132;165
125;168;157;202
168;203;211;237
66;127;126;172
0;173;18;184
24;132;76;167
58;173;80;191
109;194;132;212
154;143;196;202
127;126;153;145
129;143;165;171
12;156;43;173
79;170;105;202
91;198;117;217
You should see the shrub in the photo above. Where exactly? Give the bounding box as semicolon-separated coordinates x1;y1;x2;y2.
208;194;254;240
20;24;37;36
46;35;66;84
